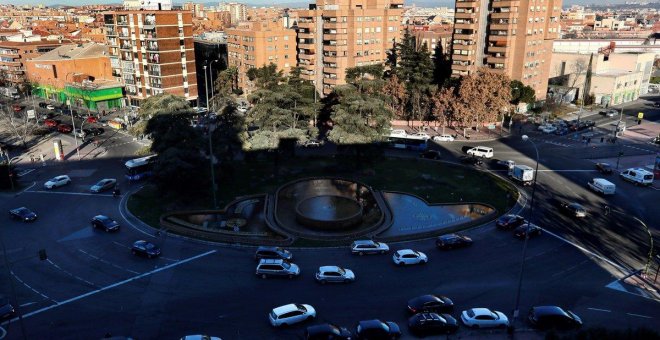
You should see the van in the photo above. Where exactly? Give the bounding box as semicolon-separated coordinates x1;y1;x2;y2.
619;168;654;186
467;146;494;158
587;178;616;195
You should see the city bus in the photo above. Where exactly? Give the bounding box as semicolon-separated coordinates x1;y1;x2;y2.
385;136;428;151
125;155;157;181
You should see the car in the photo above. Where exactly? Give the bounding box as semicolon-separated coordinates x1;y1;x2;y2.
528;306;582;330
254;246;293;261
57;123;73;133
85;116;98;124
355;320;401;339
654;102;660;108
38;102;48;108
595;162;613;175
315;265;356;284
514;222;543;239
91;215;120;232
583;120;595;128
419;150;441;160
74;129;86;138
11;104;22;112
351;240;389;255
90;178;117;193
9;207;37;222
303;140;322;148
600;110;617;117
496;159;515;169
83;127;105;136
44;175;71;189
393;249;428;266
409;132;431;140
432;134;454;142
44;119;58;127
269;303;316;327
466;146;494;158
388;128;407;137
0;296;15;320
459;155;483;166
496;214;526;230
555;128;569;136
408;313;458;336
305;323;352;340
256;259;300;279
436;234;473;250
131;240;161;258
540;125;557;134
461;308;509;329
407;294;454;314
180;336;222;340
46;104;55;110
559;201;587;218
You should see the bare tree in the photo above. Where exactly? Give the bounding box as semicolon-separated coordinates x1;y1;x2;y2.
455;68;512;131
550;58;588;104
0;105;38;149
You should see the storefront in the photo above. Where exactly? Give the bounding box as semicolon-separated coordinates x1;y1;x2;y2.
34;82;124;112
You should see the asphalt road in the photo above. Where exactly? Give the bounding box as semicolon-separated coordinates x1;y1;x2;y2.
0;97;658;339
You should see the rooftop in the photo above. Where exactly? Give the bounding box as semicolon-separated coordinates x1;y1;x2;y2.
31;42;107;61
595;69;639;77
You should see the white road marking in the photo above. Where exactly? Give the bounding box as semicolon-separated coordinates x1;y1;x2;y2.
12;250;216;321
541;229;628;273
587;308;611;312
551;259;590;277
19;302;36;307
112;241;131;249
118;187;157;238
46;259;96;287
23;190;113;197
17;181;36;195
78;249;140;275
16;168;35;177
160;256;180;262
626;313;653;319
10;270;56;303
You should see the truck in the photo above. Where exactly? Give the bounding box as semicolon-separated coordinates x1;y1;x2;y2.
509;164;535;186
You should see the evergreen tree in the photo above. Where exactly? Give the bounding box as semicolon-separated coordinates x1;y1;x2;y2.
432;43;452;85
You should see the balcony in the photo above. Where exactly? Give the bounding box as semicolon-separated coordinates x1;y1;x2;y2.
454;22;477;30
299;43;315;51
490;23;511;31
492;0;520;7
454;12;476;19
452;64;471;72
456;0;479;8
299;53;315;60
145;32;157;40
299;32;314;39
146;43;159;51
488;45;509;53
488;35;511;42
150;82;162;89
491;11;517;19
120;44;133;50
453;33;475;40
106;29;117;36
487;56;507;64
452;54;473;61
117;20;129;26
0;59;20;66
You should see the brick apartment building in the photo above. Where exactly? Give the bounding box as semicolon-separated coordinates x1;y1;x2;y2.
226;19;296;93
104;10;198;108
0;40;61;91
296;0;404;95
450;0;562;100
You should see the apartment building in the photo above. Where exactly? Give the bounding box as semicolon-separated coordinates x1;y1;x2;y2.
296;0;404;95
226;19;296;92
0;39;61;90
219;2;247;25
104;10;198;108
451;0;562;100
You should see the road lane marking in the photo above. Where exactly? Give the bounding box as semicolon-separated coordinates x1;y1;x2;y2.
118;187;157;238
626;313;652;319
19;302;36;307
16;168;35;177
11;250;216;322
112;241;131;249
541;229;628;273
78;249;140;275
46;259;96;287
160;256;180;262
587;308;611;312
10;271;56;303
16;182;36;196
23;190;113;197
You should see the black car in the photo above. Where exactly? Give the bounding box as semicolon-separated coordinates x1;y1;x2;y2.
408;313;458;336
514;223;542;239
83;127;105;136
583;120;595;128
305;323;352;340
528;306;582;330
496;214;525;230
91;215;120;232
407;294;454;314
559;201;587;218
0;296;15;320
254;246;293;261
459;155;483;166
420;150;441;160
38;102;48;108
654;102;660;108
131;240;161;258
9;207;37;222
436;234;473;250
595;162;613;175
356;320;400;340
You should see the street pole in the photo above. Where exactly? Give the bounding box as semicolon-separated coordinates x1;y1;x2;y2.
512;135;540;333
203;65;209;111
65;74;81;160
208;124;218;209
209;60;218;111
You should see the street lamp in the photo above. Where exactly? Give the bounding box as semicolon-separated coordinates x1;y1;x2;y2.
512;134;540;331
209;59;219;111
203;65;209;111
65;73;81;160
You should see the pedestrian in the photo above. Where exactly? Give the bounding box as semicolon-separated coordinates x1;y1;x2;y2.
600;137;604;143
30;155;34;163
587;137;591;145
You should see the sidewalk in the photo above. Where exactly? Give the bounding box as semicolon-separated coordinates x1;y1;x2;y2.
392;124;512;142
609;269;660;302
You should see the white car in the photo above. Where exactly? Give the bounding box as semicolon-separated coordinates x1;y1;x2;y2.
44;175;71;189
392;249;428;266
540;125;557;134
46;104;55;110
409;132;431;140
433;134;454;142
461;308;509;329
315;266;356;284
388;129;407;137
74;129;86;138
269;303;316;327
351;240;389;255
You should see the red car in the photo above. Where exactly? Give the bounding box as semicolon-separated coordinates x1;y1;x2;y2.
57;124;73;133
44;119;58;127
12;105;23;112
86;116;98;124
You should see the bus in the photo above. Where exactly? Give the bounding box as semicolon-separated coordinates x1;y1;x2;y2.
385;136;428;151
125;155;157;181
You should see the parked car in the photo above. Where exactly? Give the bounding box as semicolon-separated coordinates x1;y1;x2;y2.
256;259;300;279
254;246;292;261
514;223;543;239
44;119;58;127
528;306;582;330
409;132;431;140
11;104;22;112
0;296;16;320
392;249;428;266
559;201;587;218
305;323;352;340
44;175;71;189
38;102;48;108
131;240;161;258
355;320;401;339
315;265;355;284
303;140;322;148
595;162;613;175
351;240;389;255
408;313;458;336
583;120;596;128
419;150;441;160
57;123;73;133
269;303;316;327
600;110;617;117
407;294;454;314
436;234;473;250
619;167;654;186
91;215;120;232
540;125;557;134
74;129;86;138
85;116;98;124
496;214;526;230
9;207;37;222
555;128;569;136
461;308;509;329
459;155;483;166
83;127;105;136
90;178;117;193
46;104;55;110
496;159;516;170
433;134;454;142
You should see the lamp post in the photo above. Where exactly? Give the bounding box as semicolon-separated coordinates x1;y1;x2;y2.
65;73;81;160
209;59;219;111
203;65;209;111
208;124;218;209
512;134;540;331
3;154;20;192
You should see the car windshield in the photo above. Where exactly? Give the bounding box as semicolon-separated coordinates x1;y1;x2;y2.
96;181;106;186
49;177;59;182
336;267;345;275
281;262;291;269
144;243;155;249
294;304;306;312
17;208;29;214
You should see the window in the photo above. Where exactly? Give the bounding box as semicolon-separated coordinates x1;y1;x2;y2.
284;36;289;41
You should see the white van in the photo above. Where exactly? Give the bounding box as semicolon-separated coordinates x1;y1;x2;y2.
467;146;494;158
588;178;616;195
619;168;654;186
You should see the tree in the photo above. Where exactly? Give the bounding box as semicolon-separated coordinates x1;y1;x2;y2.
431;86;458;133
510;80;536;105
345;64;385;85
382;75;407;120
385;41;398;75
0;104;37;149
129;94;195;137
432;43;452;85
454;68;512;131
214;66;240;97
327;84;392;145
397;29;434;88
246;63;284;89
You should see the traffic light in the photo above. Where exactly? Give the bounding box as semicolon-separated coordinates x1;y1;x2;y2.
38;249;47;261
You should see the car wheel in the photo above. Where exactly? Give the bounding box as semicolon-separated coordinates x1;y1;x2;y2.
397;261;404;266
261;274;267;279
358;251;364;256
131;250;137;255
380;250;386;254
320;279;326;284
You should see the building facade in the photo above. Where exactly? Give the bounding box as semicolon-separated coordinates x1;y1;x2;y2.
296;0;404;95
219;2;247;25
226;20;296;93
194;38;228;107
0;40;61;91
450;0;562;100
104;10;198;108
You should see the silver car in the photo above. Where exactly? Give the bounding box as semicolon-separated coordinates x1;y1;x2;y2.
90;178;117;193
351;240;389;255
44;175;71;189
315;266;356;284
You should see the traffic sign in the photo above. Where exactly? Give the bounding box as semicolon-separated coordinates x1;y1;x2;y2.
638;112;644;119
